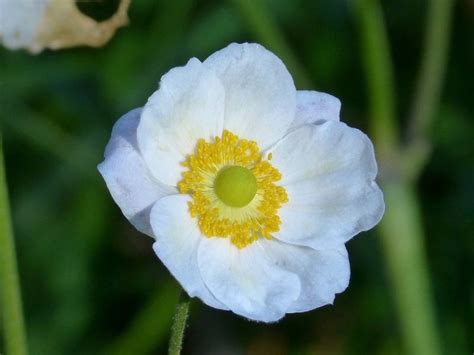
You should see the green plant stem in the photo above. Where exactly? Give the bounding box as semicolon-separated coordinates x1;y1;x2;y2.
168;290;190;355
353;1;443;354
353;0;398;162
379;181;441;355
0;134;28;355
407;0;454;176
230;0;312;88
409;0;453;142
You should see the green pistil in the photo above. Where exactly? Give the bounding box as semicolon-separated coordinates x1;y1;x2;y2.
214;166;257;208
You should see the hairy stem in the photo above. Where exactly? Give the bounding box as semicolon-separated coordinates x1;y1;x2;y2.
168;290;190;355
0;134;28;355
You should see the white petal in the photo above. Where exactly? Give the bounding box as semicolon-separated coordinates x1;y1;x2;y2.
98;108;174;237
197;237;301;322
269;122;385;249
0;0;47;50
137;58;225;186
262;239;350;312
204;43;296;149
290;90;341;129
150;195;228;310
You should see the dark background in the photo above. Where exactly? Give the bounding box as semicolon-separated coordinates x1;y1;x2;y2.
1;0;473;354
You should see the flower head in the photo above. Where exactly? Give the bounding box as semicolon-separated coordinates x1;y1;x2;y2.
98;43;385;322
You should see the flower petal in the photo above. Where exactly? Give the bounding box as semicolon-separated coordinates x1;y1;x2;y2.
290;90;341;130
197;237;301;322
98;108;174;237
262;239;350;312
137;58;225;186
150;194;228;310
0;0;46;50
204;43;296;149
269;122;384;249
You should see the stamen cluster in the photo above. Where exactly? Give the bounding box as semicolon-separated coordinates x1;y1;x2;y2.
178;130;288;248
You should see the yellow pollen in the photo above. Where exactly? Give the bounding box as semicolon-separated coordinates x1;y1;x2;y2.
178;130;288;249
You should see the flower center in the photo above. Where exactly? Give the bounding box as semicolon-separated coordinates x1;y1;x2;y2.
214;166;257;207
178;130;288;249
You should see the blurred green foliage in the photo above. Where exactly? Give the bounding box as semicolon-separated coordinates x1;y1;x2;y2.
0;0;473;354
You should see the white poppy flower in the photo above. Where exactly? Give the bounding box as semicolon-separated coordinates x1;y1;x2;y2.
0;0;130;53
98;43;385;322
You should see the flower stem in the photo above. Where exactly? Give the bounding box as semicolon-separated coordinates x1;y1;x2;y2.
168;290;190;355
407;0;454;177
352;0;398;162
0;134;28;355
378;181;441;355
353;1;447;354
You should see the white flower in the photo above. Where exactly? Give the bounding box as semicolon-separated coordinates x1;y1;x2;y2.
0;0;130;53
98;43;385;322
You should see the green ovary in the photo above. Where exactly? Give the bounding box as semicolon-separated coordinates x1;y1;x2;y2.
214;166;257;208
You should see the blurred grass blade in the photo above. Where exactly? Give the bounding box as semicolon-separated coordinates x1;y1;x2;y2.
0;134;28;355
1;99;98;179
106;281;180;355
353;1;442;354
230;0;312;87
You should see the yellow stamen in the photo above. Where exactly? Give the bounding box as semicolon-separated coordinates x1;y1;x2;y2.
178;130;288;249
